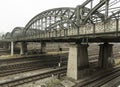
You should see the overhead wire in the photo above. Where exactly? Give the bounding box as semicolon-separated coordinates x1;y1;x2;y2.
99;0;120;11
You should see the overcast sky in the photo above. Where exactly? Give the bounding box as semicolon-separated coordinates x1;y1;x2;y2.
0;0;85;33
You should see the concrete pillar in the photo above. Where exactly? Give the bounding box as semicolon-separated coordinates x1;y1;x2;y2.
98;43;113;68
1;42;4;48
6;43;9;49
41;42;46;53
20;42;27;55
5;42;11;50
67;44;89;80
3;43;8;49
11;41;14;56
0;43;1;48
0;42;3;48
8;43;11;50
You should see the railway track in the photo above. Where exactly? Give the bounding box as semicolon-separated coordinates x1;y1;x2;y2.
0;61;67;77
0;51;120;87
0;67;67;87
74;65;120;87
0;51;119;77
0;53;68;65
0;54;67;77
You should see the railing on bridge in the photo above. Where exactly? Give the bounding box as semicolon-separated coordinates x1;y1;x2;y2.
18;18;118;41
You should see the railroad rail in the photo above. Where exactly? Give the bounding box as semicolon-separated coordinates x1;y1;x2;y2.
0;53;68;65
0;57;67;77
0;67;66;87
1;51;120;77
74;65;120;87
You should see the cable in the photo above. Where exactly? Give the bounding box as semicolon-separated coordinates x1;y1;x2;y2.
99;0;120;11
99;6;120;12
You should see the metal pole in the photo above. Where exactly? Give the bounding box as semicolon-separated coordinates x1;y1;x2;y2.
91;0;93;9
105;0;109;19
11;41;14;56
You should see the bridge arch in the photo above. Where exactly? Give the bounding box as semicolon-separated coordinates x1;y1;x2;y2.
24;6;104;37
4;32;11;39
11;27;24;39
24;7;75;34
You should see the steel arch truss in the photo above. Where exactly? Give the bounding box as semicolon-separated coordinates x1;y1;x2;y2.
3;32;11;39
4;0;120;41
11;27;24;40
24;7;75;34
108;10;120;20
24;6;105;37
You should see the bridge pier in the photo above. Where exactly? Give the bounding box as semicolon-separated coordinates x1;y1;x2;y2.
11;41;14;56
4;43;7;49
7;43;11;50
41;42;46;53
5;42;11;50
3;42;9;49
20;42;27;55
67;43;89;80
0;42;3;48
98;43;114;68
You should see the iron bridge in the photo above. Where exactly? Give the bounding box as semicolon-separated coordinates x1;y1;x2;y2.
1;0;120;43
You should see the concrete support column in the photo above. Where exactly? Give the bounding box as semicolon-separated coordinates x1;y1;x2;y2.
0;42;3;48
20;42;27;55
2;42;5;49
5;42;11;50
5;43;8;49
8;43;11;50
11;41;14;56
20;43;23;55
41;42;46;53
3;43;8;49
67;44;89;80
98;43;114;68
